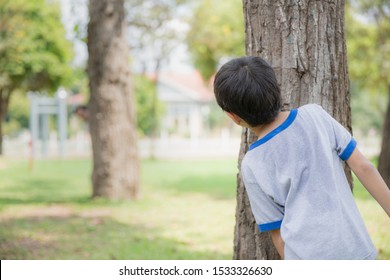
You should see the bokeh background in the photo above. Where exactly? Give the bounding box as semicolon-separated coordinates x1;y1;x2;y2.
0;0;389;259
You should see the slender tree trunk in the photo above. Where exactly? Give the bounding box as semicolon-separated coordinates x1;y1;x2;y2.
0;88;11;156
149;58;161;160
0;89;4;155
0;108;3;156
87;0;139;200
235;0;351;259
378;86;390;188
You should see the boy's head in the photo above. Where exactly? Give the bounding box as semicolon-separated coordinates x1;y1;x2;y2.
213;56;281;127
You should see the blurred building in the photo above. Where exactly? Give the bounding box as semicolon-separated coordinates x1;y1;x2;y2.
157;71;214;139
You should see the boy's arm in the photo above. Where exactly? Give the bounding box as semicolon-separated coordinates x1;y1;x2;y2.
346;147;390;217
270;229;285;260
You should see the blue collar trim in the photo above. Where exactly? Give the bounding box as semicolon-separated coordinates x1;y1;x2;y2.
249;109;298;151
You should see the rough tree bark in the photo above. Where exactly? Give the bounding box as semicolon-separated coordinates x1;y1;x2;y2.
234;0;352;259
378;87;390;188
87;0;139;200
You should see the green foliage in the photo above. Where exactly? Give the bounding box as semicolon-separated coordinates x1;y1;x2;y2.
346;1;390;94
186;0;245;80
346;1;390;132
0;0;73;151
346;14;379;91
133;75;164;137
68;67;90;103
0;0;73;92
3;90;29;136
350;83;387;133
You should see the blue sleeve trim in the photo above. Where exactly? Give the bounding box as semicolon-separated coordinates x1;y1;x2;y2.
258;220;282;232
339;138;357;161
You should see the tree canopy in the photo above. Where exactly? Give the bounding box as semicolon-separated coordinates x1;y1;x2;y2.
186;0;245;80
0;0;73;153
346;0;390;95
346;0;390;132
0;0;73;94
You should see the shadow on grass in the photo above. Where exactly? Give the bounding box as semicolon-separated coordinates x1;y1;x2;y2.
0;177;91;207
0;214;231;260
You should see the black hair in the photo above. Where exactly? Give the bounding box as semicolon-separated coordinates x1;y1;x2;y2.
213;56;281;127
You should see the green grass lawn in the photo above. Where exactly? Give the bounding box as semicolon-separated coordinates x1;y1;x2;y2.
0;157;389;259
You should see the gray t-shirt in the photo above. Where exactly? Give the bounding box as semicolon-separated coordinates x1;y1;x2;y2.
241;104;377;260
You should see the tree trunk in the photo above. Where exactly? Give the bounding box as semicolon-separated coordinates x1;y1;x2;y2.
87;0;140;200
235;0;351;259
0;88;11;156
0;89;4;155
0;107;3;156
378;86;390;188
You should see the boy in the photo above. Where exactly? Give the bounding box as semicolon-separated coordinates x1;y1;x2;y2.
213;56;390;260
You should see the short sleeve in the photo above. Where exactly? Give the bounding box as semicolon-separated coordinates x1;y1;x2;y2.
314;104;357;161
331;119;357;161
241;165;284;232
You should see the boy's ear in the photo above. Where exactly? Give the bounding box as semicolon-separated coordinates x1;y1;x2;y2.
226;112;242;125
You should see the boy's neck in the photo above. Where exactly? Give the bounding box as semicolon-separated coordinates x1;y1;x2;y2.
250;111;291;139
